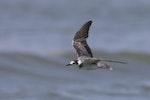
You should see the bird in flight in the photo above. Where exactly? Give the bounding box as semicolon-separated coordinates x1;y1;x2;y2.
66;20;127;70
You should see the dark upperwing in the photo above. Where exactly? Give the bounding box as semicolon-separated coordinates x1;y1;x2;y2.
72;20;93;57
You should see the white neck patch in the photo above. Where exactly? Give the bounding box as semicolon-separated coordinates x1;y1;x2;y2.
77;60;82;65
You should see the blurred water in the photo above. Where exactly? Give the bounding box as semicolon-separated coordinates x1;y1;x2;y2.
0;0;150;54
0;52;150;100
0;0;150;100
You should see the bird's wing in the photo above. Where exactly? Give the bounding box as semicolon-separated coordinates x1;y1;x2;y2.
72;20;93;57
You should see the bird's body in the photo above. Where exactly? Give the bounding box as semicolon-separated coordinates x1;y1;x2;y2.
66;20;126;70
77;56;99;70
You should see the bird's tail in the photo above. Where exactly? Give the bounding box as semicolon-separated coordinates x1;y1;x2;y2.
100;59;127;64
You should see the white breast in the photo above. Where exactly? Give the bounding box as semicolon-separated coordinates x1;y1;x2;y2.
77;60;82;65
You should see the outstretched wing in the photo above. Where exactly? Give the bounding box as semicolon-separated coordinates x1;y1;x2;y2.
72;20;93;57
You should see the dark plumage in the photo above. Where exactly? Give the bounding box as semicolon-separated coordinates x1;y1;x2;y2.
66;20;127;70
73;20;93;57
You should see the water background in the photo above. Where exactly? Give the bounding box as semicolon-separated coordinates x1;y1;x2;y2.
0;0;150;100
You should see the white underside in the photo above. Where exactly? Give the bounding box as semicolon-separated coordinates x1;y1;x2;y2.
70;64;98;70
80;65;98;70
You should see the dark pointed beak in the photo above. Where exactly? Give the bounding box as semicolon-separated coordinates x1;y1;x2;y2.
66;64;71;66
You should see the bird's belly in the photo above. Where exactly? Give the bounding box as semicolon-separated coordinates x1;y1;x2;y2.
80;64;98;70
69;63;98;70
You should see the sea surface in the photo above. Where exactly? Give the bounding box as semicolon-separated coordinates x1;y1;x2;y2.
0;0;150;100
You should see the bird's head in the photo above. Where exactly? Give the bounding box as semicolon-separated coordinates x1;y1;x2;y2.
66;60;78;66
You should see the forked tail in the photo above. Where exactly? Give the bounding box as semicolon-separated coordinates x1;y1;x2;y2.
100;59;127;64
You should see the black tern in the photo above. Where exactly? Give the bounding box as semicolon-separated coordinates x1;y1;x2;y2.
66;20;127;70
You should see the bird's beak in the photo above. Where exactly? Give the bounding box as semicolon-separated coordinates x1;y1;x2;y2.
66;64;71;66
